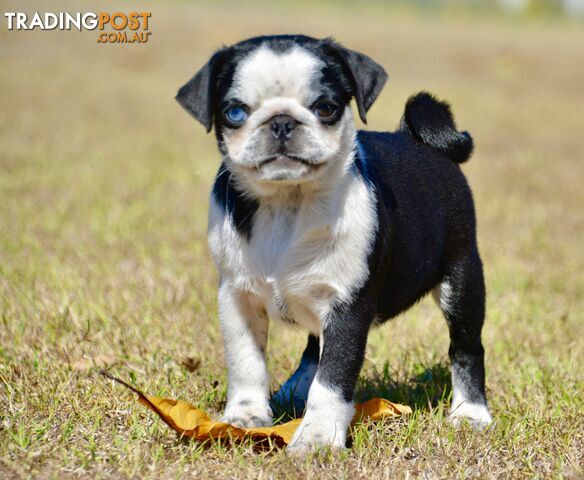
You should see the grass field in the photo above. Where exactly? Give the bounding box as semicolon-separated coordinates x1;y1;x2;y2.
1;0;583;478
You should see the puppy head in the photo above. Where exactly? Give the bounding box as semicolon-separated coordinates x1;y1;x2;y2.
177;35;387;195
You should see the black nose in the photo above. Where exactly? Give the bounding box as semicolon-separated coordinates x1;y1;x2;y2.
269;115;298;142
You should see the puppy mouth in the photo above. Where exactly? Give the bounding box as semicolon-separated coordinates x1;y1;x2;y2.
240;153;327;183
256;154;322;169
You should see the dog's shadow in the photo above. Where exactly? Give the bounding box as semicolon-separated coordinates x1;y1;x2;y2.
271;361;452;422
354;361;451;410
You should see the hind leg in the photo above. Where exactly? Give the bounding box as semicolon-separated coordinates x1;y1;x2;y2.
271;335;319;416
435;250;493;429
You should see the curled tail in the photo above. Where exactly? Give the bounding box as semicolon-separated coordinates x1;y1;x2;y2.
400;92;473;164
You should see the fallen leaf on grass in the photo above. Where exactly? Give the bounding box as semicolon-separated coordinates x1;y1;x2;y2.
101;371;411;448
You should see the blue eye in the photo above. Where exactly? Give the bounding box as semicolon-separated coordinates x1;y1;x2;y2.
224;105;248;126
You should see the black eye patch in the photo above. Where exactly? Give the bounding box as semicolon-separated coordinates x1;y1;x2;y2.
308;61;352;125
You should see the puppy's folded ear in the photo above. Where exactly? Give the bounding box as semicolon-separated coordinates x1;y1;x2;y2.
326;40;388;124
176;49;227;132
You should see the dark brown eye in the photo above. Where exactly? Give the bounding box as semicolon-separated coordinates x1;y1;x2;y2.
313;101;338;120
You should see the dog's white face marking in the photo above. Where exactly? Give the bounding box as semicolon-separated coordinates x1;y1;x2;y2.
229;45;322;106
220;44;356;195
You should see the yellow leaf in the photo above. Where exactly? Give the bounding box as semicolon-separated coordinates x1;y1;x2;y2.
354;397;413;421
102;371;411;448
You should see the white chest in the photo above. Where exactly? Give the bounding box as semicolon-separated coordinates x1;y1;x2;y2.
208;175;377;334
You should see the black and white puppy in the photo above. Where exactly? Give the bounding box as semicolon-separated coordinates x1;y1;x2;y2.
177;35;492;454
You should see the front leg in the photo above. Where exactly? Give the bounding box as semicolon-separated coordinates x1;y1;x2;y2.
219;283;272;428
287;298;372;455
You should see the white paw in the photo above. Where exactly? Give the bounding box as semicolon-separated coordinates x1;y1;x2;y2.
286;380;353;456
449;401;493;431
221;399;272;428
286;417;346;456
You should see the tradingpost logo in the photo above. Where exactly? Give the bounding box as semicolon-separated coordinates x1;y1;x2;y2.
3;11;152;44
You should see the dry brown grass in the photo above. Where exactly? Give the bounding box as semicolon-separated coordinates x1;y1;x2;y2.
1;0;583;478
